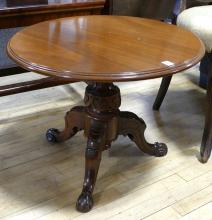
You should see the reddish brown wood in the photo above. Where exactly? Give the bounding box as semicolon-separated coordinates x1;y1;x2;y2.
118;111;167;156
0;77;76;96
46;83;167;212
0;0;106;28
77;120;105;212
7;16;205;82
8;16;204;212
46;106;85;142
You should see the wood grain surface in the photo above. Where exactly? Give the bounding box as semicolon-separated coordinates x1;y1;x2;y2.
8;15;205;82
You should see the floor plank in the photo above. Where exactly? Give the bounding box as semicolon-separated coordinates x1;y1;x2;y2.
0;67;211;220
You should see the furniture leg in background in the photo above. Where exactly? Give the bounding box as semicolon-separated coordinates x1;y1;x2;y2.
200;54;212;163
152;75;172;110
153;5;212;163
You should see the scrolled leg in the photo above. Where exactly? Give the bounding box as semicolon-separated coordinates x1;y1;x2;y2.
118;111;167;157
46;106;85;143
76;120;106;212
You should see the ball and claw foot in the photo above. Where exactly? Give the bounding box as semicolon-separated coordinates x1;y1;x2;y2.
153;142;168;157
76;192;93;213
128;135;168;157
46;128;60;143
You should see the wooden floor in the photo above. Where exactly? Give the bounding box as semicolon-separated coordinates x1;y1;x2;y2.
0;67;211;220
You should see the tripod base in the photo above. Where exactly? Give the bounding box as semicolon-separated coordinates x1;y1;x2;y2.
46;83;168;212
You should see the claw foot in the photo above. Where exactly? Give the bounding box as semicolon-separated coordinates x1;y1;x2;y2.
154;142;168;157
76;192;93;213
46;128;60;143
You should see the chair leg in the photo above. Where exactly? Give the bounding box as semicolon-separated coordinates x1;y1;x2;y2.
199;53;209;89
153;75;173;110
200;54;212;163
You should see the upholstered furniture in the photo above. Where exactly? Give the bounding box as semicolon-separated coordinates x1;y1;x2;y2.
153;5;212;163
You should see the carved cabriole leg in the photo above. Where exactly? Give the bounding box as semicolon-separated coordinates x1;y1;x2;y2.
46;106;85;142
153;75;173;110
200;54;212;163
76;120;106;212
76;83;120;212
118;111;168;157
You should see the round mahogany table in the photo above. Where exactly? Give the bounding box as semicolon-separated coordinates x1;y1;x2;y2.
7;16;205;212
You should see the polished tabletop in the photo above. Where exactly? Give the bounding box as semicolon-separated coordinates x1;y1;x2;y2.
7;16;205;82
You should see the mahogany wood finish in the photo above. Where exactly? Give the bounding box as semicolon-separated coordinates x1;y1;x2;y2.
46;83;167;212
200;54;212;163
0;77;77;97
7;16;204;212
0;0;105;28
7;16;204;82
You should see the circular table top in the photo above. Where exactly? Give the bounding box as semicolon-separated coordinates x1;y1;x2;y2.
7;16;205;82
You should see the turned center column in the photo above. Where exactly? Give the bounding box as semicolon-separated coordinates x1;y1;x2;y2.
83;83;121;148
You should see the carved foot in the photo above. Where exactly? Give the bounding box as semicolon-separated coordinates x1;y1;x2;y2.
46;106;85;143
76;191;93;213
46;128;60;143
77;120;106;212
152;142;168;157
119;111;168;157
